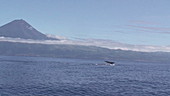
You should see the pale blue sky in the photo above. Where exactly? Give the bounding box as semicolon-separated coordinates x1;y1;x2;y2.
0;0;170;45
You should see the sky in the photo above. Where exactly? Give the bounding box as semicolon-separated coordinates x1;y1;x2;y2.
0;0;170;46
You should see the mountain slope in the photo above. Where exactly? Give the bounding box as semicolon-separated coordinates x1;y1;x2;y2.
0;19;57;40
0;41;170;63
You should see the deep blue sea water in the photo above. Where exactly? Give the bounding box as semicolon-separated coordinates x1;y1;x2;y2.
0;56;170;96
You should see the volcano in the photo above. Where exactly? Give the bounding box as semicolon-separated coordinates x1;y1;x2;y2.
0;19;57;40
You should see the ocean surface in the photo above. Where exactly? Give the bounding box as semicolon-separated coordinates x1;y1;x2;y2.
0;56;170;96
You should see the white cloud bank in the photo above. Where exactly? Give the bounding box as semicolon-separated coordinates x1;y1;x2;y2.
0;36;170;52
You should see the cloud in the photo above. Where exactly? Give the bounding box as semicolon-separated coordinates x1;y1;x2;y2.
127;25;170;34
129;20;160;25
127;25;170;31
1;36;170;52
124;20;170;34
46;34;67;40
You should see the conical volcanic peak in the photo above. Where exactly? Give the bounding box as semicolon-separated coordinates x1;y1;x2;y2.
9;19;29;25
0;19;57;40
2;19;37;32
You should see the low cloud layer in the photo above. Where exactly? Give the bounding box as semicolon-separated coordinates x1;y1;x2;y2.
0;36;170;52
